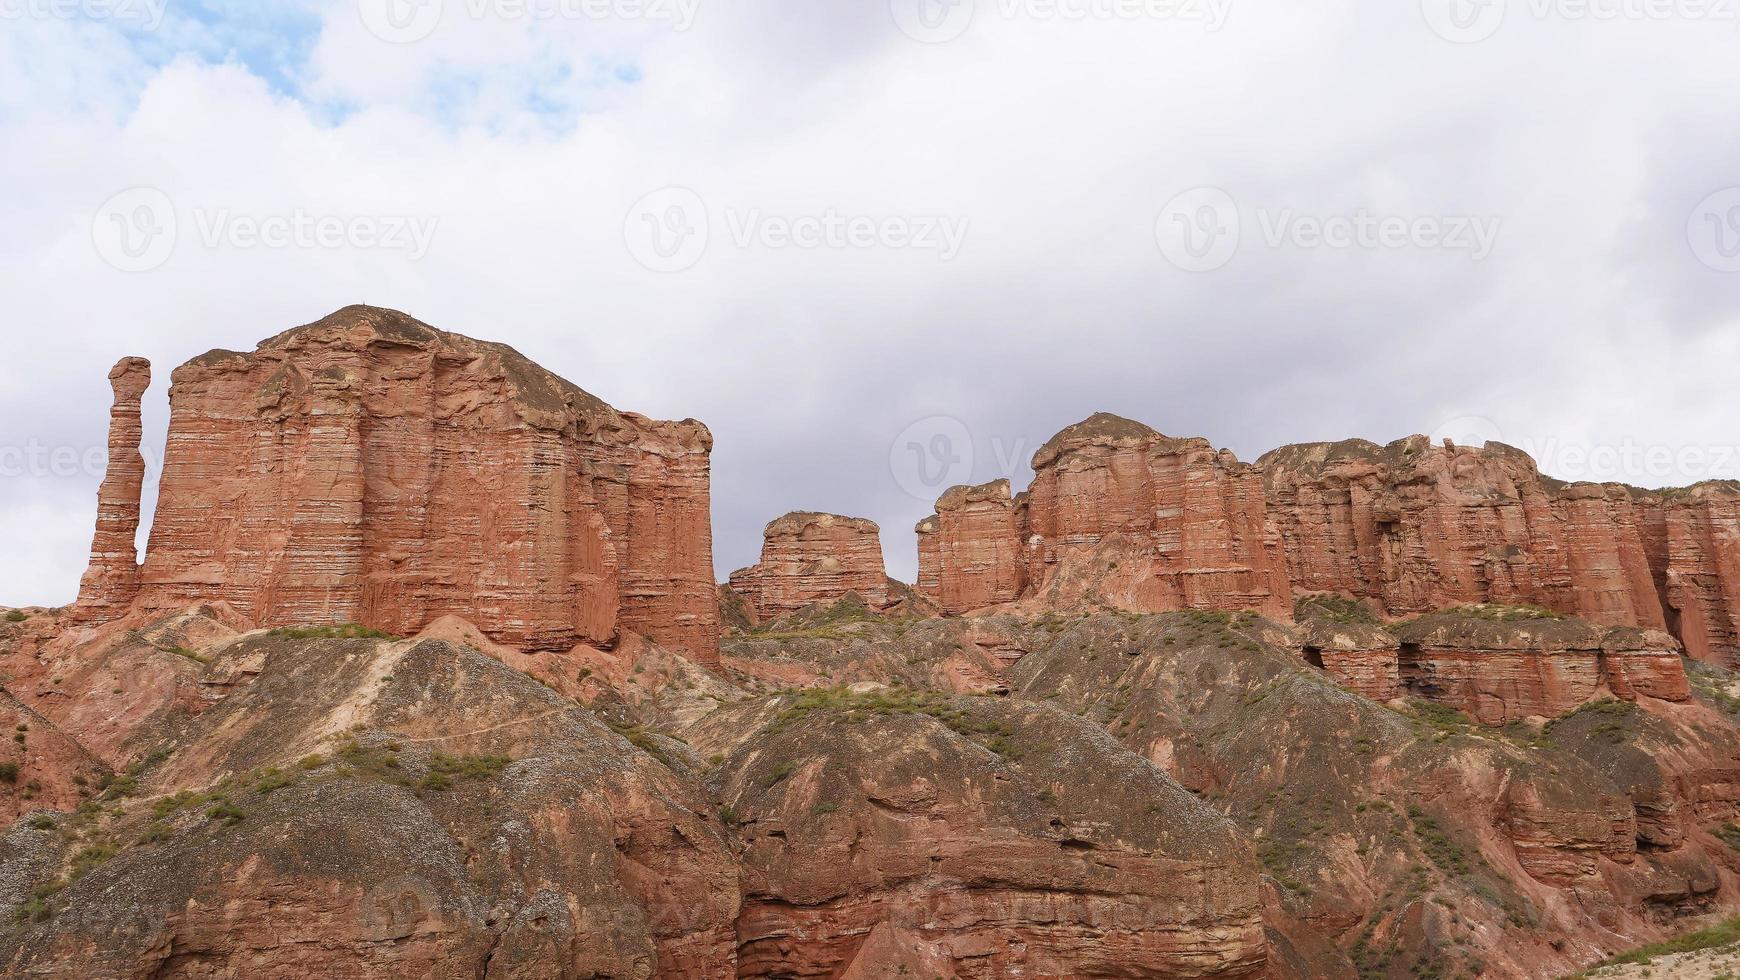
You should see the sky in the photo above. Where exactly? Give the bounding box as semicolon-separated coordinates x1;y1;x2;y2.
2;0;1738;605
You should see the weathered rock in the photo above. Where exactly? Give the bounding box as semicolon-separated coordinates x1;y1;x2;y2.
0;693;105;822
89;306;717;666
1258;438;1668;631
1024;415;1293;620
0;633;741;978
1297;618;1402;702
1392;608;1688;726
71;357;150;622
1645;483;1740;670
689;690;1267;978
726;512;893;620
913;479;1026;614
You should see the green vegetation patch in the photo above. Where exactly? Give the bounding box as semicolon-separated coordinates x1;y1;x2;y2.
4;610;26;623
1592;915;1740;969
268;623;399;640
1295;594;1381;625
765;686;1020;758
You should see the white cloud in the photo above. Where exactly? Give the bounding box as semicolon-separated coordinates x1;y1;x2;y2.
1;0;1737;602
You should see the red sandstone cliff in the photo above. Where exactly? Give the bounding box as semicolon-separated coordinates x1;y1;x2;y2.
1258;437;1667;629
71;358;151;622
913;479;1025;615
1644;483;1740;669
73;306;719;666
916;414;1292;621
727;512;893;621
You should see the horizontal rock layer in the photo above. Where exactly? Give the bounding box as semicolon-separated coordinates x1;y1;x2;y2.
727;512;892;621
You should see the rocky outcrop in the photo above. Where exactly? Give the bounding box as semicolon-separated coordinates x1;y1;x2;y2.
1297;619;1402;701
913;479;1025;614
1023;415;1293;620
1258;438;1667;630
727;512;893;620
71;357;150;622
688;691;1267;978
81;306;718;666
1392;609;1688;725
1645;484;1740;670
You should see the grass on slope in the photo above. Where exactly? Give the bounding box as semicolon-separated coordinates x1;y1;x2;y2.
1584;916;1740;971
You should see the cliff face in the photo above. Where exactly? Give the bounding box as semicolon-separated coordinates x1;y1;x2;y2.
78;306;718;665
71;358;151;622
915;414;1292;621
912;480;1025;615
1645;484;1740;669
1258;437;1667;630
726;513;892;621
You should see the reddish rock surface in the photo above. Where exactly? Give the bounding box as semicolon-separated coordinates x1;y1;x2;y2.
1023;415;1292;620
71;357;151;623
1258;437;1668;630
726;512;893;620
1297;619;1402;701
1645;484;1740;670
913;479;1026;615
1392;609;1689;725
80;306;718;666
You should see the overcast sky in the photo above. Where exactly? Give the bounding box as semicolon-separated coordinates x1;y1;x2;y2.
2;0;1738;606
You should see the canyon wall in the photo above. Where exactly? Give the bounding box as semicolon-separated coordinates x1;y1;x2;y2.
727;512;892;621
75;306;719;666
913;480;1025;615
915;414;1292;621
1644;484;1740;669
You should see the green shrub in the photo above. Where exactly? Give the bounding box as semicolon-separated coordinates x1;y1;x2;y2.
0;762;18;784
4;611;26;623
268;624;398;640
205;801;246;826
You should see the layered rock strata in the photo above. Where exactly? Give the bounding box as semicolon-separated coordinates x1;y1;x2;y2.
915;414;1293;621
1645;484;1740;669
727;512;893;620
71;358;151;622
1391;610;1689;725
75;306;719;666
1257;437;1666;629
1296;618;1402;701
913;479;1025;614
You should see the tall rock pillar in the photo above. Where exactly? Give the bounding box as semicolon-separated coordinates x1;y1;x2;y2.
73;357;151;622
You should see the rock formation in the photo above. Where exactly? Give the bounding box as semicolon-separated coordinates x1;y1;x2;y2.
726;512;893;621
1391;608;1688;725
1645;483;1740;669
1296;618;1402;701
71;357;150;622
913;479;1025;614
74;307;719;666
1258;437;1667;629
916;414;1293;621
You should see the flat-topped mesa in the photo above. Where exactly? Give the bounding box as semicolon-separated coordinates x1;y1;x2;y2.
1391;607;1688;726
86;305;718;666
727;512;894;620
913;479;1026;615
71;357;152;622
1643;482;1740;669
1258;436;1667;631
1021;413;1293;620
